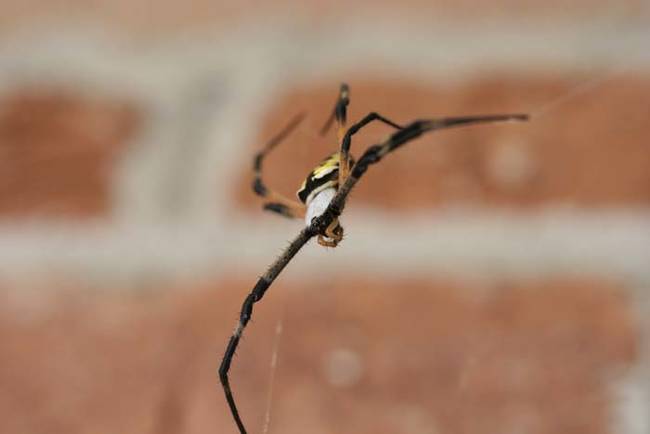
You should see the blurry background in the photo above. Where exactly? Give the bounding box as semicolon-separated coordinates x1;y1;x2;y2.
0;1;649;434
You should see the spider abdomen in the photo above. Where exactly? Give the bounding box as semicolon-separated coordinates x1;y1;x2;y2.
304;187;336;227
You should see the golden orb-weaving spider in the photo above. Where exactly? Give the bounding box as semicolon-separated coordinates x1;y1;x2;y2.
219;83;528;434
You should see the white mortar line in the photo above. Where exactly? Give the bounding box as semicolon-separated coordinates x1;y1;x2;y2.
0;210;648;286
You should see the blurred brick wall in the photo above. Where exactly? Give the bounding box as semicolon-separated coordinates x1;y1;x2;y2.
0;278;639;434
0;2;648;434
0;89;140;217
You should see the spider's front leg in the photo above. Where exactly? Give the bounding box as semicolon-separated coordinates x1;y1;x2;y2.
311;85;404;247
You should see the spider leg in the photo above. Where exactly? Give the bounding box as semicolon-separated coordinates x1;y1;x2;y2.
260;201;305;219
262;202;301;218
333;84;353;184
219;227;315;434
318;85;404;185
376;114;530;157
220;110;529;434
253;112;307;218
339;111;403;185
319;83;349;137
319;84;357;183
322;113;530;221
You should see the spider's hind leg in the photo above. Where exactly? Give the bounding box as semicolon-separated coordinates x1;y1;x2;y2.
263;202;304;219
253;112;307;219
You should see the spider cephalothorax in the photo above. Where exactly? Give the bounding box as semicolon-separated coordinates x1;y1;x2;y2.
221;83;528;434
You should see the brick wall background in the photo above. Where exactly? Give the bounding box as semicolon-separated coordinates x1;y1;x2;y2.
0;2;649;434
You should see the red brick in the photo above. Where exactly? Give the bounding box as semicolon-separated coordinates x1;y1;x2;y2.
0;89;140;218
0;276;637;434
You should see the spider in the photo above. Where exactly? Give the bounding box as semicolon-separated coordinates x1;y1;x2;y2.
219;83;528;434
